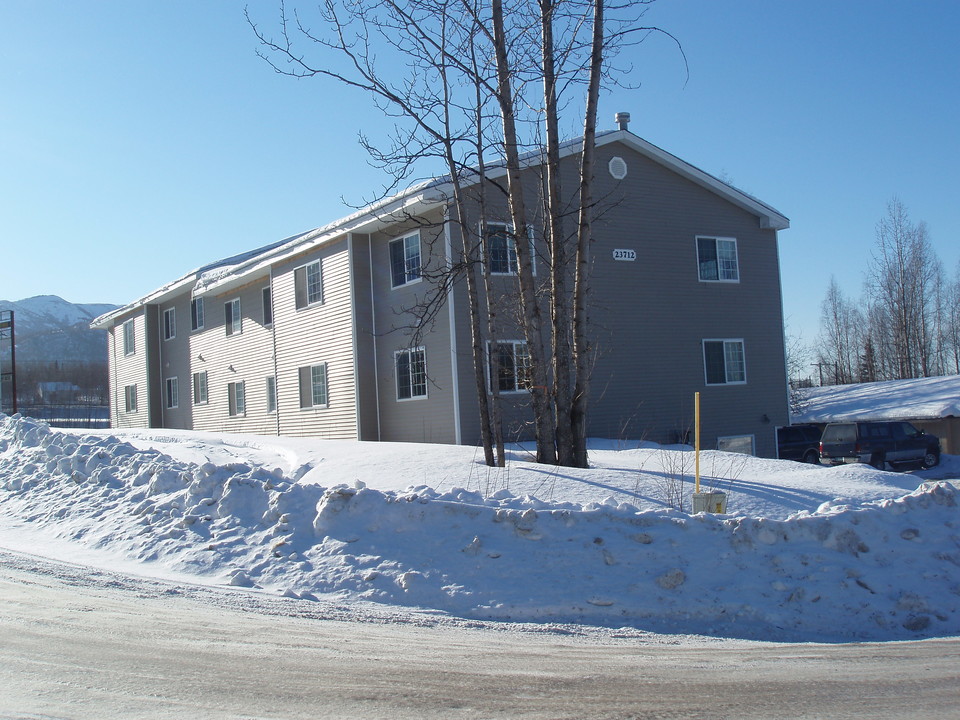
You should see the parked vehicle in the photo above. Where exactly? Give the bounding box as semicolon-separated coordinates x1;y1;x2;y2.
819;421;940;470
776;424;822;463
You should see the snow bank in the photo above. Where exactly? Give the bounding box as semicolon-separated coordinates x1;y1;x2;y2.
2;414;959;642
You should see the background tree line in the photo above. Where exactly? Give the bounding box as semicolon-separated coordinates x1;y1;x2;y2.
798;198;960;390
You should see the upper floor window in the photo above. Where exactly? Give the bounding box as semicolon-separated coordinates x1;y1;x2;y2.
228;380;246;416
295;259;323;309
390;233;422;288
395;347;427;400
489;340;531;393
122;320;135;356
703;339;746;385
262;286;273;326
165;377;179;409
697;236;739;282
225;298;242;336
485;223;536;276
163;308;176;341
191;297;205;331
299;363;328;408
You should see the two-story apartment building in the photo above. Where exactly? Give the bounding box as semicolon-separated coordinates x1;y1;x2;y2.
92;127;790;456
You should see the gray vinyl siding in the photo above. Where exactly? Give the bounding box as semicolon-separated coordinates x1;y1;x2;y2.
157;296;193;429
110;310;151;429
188;279;278;435
350;233;380;441
368;212;458;444
273;237;358;438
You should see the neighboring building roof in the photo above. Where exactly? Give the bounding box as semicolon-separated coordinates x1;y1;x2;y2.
92;129;789;330
795;375;960;423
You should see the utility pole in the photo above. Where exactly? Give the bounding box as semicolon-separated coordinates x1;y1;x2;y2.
0;310;16;414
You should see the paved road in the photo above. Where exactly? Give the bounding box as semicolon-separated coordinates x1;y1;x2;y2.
1;550;958;719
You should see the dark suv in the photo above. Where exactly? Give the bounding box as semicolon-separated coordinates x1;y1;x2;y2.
776;424;822;463
819;421;940;470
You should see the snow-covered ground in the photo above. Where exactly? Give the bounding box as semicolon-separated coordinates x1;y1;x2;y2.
1;413;959;643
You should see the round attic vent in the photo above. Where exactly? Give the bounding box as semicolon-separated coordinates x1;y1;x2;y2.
608;156;628;180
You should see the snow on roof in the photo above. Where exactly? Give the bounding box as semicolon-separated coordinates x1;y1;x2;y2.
92;130;789;329
795;374;960;423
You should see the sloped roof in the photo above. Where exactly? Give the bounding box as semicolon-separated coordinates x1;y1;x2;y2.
92;129;789;329
794;375;960;423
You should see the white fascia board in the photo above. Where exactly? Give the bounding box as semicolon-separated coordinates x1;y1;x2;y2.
597;131;790;231
193;188;449;298
89;275;198;330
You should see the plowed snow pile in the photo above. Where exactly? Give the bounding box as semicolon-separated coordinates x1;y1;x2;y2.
2;413;959;642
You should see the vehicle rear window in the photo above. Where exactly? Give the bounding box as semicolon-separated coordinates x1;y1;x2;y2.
822;424;856;443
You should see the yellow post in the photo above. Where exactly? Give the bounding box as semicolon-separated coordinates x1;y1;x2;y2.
695;391;701;494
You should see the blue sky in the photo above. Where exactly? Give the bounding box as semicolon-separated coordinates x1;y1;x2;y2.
2;1;958;352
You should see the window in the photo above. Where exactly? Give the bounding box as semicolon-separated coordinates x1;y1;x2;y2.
163;308;176;341
262;286;273;326
225;298;241;336
193;371;208;405
123;320;135;356
124;384;137;413
703;340;746;385
489;341;531;393
265;376;277;414
191;297;205;331
697;236;739;282
295;260;323;309
165;377;179;409
228;381;246;416
390;233;421;288
486;223;519;275
299;363;328;408
395;348;427;400
718;435;755;455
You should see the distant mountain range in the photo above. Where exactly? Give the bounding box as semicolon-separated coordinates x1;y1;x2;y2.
0;295;118;366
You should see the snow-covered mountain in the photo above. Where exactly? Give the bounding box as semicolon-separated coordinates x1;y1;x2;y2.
0;295;117;365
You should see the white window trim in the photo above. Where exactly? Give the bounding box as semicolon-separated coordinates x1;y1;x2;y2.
389;232;423;289
165;377;179;410
717;434;756;456
191;297;205;332
124;384;138;413
395;347;428;401
484;222;536;277
299;363;329;409
122;320;135;356
228;380;246;417
486;339;531;394
261;286;273;326
702;338;747;386
696;235;740;283
193;371;208;406
295;259;324;310
163;307;176;341
225;298;242;336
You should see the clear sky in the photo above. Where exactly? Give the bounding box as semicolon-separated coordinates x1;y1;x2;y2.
2;1;958;352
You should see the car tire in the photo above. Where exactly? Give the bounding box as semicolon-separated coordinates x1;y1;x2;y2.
922;450;940;469
870;453;885;470
803;449;819;464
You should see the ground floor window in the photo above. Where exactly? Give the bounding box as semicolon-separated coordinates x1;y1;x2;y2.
395;347;427;400
299;364;328;408
165;377;178;409
489;340;531;393
228;381;246;416
703;339;746;385
717;435;755;455
266;376;277;413
193;371;208;405
124;384;137;413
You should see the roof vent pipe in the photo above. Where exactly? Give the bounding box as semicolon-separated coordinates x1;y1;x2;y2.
615;112;630;131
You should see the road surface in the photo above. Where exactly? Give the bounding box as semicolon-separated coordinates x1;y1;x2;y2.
1;549;958;719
